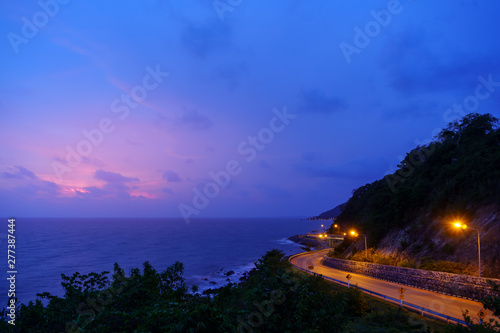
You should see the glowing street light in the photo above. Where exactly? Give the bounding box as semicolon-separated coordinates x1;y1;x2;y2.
350;230;367;262
453;221;481;277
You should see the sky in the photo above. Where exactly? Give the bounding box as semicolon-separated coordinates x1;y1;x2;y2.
1;0;500;219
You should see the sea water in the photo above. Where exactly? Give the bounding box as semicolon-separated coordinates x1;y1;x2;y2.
0;217;323;306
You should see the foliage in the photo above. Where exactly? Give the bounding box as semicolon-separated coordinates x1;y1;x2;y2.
327;249;337;258
445;282;500;333
334;235;356;254
418;258;473;275
397;259;417;269
344;286;368;317
335;113;500;249
445;310;500;333
348;308;427;333
0;250;349;332
0;248;454;332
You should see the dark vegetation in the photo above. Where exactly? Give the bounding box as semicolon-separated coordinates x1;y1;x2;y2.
331;113;500;250
1;250;454;332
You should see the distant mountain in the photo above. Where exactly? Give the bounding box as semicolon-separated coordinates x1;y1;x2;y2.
308;202;346;220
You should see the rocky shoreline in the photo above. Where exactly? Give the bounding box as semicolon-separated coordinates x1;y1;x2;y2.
201;234;326;292
288;234;330;250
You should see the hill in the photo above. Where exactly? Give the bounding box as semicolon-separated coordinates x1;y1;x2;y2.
308;202;346;220
324;113;500;277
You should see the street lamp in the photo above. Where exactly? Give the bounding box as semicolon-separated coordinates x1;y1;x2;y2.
350;230;368;262
334;224;339;234
453;221;481;277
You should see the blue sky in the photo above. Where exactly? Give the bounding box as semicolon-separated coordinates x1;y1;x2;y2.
1;0;499;219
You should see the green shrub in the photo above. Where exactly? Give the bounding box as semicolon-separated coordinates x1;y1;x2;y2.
418;259;472;275
345;286;368;317
397;259;417;268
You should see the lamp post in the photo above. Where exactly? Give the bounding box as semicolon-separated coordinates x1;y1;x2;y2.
350;230;368;262
453;222;481;277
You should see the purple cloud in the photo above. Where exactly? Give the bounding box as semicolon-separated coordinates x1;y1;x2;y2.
1;166;61;197
162;170;182;182
95;169;139;183
1;166;37;180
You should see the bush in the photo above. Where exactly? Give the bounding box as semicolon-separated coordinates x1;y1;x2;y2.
397;259;417;268
418;259;472;275
345;286;368;317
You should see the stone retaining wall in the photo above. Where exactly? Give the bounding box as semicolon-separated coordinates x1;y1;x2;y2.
322;257;500;301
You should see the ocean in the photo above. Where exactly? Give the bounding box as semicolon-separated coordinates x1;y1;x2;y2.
0;217;322;306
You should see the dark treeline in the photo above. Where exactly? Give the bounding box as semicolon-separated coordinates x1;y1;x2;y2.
1;251;499;331
0;249;465;332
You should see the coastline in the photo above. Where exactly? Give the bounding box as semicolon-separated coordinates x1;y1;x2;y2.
197;236;309;292
288;234;330;250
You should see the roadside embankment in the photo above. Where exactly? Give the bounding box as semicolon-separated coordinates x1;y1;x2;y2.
323;257;500;301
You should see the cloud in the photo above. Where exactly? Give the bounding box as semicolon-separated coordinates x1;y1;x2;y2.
180;20;232;58
379;28;500;96
297;156;388;181
297;88;347;114
76;169;140;199
95;169;139;183
163;170;182;182
1;166;61;197
1;166;37;180
77;186;107;198
177;109;213;130
212;63;246;90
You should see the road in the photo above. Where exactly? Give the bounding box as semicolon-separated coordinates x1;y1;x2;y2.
290;250;494;324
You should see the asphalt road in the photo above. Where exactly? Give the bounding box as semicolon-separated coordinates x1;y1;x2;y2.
290;250;494;324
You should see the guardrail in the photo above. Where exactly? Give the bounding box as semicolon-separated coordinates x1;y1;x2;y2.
289;251;466;326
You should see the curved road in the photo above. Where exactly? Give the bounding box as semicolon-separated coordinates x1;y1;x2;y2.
291;250;493;324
